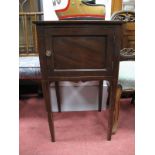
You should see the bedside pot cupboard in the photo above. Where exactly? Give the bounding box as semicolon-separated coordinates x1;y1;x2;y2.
34;20;123;142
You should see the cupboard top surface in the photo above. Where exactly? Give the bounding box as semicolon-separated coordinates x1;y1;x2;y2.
33;20;123;26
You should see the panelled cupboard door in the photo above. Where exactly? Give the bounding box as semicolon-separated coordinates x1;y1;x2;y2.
44;26;116;77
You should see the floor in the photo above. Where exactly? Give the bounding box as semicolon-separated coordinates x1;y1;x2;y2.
19;98;135;155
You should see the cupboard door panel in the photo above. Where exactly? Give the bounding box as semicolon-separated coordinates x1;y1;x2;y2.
45;27;115;76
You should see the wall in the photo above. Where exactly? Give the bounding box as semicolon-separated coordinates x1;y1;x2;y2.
50;81;108;112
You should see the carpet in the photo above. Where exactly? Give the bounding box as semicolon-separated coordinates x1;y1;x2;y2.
19;98;134;155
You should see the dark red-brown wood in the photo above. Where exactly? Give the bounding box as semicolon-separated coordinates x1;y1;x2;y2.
34;20;123;142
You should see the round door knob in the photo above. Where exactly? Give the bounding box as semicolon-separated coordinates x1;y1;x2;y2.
46;50;52;57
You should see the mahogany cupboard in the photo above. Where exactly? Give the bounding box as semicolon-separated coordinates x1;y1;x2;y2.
34;20;123;142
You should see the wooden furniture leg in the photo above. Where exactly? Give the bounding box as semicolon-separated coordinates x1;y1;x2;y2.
55;81;61;112
106;82;111;108
98;80;103;112
107;81;118;140
131;93;135;104
112;84;122;134
42;80;55;142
